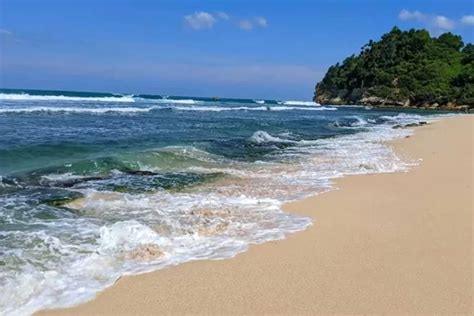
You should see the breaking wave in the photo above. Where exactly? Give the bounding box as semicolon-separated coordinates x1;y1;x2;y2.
0;105;337;114
145;98;199;105
171;105;336;112
282;100;320;106
0;93;135;102
250;131;297;144
0;106;159;114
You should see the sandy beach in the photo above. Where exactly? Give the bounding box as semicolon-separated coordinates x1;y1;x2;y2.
40;115;473;315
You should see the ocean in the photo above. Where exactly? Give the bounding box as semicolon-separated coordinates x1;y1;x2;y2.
0;88;443;315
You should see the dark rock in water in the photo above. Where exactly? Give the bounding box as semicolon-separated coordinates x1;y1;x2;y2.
41;190;84;207
405;121;427;127
45;195;82;208
393;121;428;129
1;176;21;187
125;170;158;176
68;171;224;194
0;176;25;195
112;185;130;193
47;176;106;188
42;169;157;190
43;169;158;189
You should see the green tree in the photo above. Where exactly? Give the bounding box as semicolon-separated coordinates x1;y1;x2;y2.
315;27;472;109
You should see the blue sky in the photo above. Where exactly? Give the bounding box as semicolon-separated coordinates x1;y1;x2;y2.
0;0;473;100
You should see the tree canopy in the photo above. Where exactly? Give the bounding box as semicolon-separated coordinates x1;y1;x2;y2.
315;27;473;109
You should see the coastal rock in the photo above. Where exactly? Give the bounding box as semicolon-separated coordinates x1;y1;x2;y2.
359;96;409;107
393;121;428;129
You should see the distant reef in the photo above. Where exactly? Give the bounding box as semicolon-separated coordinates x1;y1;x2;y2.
314;27;473;111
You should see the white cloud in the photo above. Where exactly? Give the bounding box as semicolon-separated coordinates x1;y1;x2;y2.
184;12;216;30
237;17;268;31
184;12;268;31
0;28;22;43
398;9;426;22
461;15;474;26
0;28;12;36
238;19;254;31
216;12;229;20
398;9;457;32
255;17;268;28
433;15;454;30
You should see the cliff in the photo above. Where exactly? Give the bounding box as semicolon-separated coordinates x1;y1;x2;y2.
314;27;473;111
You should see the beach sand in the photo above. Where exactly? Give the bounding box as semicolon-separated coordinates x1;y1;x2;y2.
40;115;473;315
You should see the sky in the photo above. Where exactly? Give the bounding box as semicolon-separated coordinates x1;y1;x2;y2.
0;0;473;100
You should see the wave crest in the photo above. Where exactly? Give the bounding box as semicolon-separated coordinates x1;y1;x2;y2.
250;131;296;144
0;93;135;102
282;100;320;106
0;106;158;114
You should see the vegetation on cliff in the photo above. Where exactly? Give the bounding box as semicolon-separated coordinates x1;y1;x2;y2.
315;27;473;110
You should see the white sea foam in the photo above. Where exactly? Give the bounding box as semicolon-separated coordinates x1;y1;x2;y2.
0;106;158;114
172;105;336;112
0;189;311;315
283;100;320;106
254;100;265;104
98;221;163;255
349;116;368;127
250;131;296;144
332;115;369;128
0;93;135;102
269;106;335;111
41;173;89;182
147;98;199;105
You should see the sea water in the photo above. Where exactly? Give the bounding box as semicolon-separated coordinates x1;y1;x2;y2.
0;89;445;315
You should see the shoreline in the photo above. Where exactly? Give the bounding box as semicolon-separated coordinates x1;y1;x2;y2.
39;115;473;315
321;101;471;112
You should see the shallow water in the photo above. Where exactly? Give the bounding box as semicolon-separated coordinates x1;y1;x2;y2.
0;89;443;315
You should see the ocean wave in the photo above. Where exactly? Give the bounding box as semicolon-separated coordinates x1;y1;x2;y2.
270;106;335;111
0;104;336;114
253;100;265;104
0;106;159;114
250;131;296;144
332;116;368;128
145;98;200;105
0;93;135;102
378;113;427;123
282;100;320;106
172;105;336;112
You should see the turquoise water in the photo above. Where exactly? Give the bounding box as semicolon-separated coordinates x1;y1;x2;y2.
0;89;440;315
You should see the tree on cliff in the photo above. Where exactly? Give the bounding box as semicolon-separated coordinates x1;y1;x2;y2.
315;27;473;109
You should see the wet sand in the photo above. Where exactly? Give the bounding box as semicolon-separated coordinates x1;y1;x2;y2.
40;115;473;315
